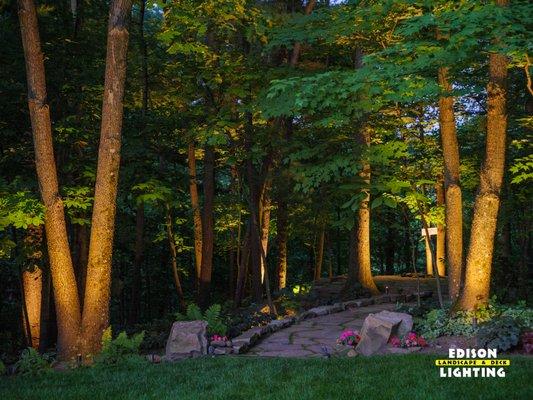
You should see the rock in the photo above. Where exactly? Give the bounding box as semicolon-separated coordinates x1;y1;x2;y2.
214;347;233;355
347;349;358;358
355;311;413;356
309;305;333;316
374;310;413;338
165;320;208;361
268;318;294;331
374;295;391;304
232;326;263;348
332;302;346;312
225;340;233;347
343;300;360;309
355;298;374;307
210;340;227;348
232;344;248;354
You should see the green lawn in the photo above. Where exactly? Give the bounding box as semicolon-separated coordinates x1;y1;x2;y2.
1;355;532;400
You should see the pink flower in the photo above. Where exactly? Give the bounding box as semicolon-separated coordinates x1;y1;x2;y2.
389;336;401;347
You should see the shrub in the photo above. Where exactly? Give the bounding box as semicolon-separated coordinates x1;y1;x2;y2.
419;298;532;340
14;348;51;375
476;317;521;352
95;327;145;365
0;360;5;375
175;303;228;336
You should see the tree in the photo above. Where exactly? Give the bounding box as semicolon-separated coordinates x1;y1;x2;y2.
457;0;509;310
18;0;82;359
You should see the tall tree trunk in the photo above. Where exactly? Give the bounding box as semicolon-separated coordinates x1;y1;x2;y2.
81;0;133;357
166;205;186;310
355;124;379;295
198;146;215;308
436;176;446;277
188;142;203;284
457;1;509;309
129;202;144;325
18;0;81;359
22;267;42;349
234;224;250;305
314;223;325;281
276;198;288;290
438;65;463;299
259;179;272;283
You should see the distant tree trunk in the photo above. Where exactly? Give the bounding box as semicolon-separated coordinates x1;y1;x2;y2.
165;205;186;310
438;65;463;299
457;1;508;310
436;176;446;277
188;142;203;285
345;225;357;287
18;0;81;359
385;226;395;275
355;124;379;295
289;0;317;66
198;146;215;308
81;0;133;357
234;223;250;305
129;202;144;325
314;223;325;281
276;199;288;290
424;233;433;275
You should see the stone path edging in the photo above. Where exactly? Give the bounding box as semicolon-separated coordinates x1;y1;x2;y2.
231;291;432;355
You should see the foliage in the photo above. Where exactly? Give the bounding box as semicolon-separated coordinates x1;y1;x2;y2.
95;327;145;366
419;299;533;339
476;317;521;352
175;304;228;336
0;359;5;376
14;348;51;375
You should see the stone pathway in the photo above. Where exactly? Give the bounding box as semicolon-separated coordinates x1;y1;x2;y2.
247;303;397;357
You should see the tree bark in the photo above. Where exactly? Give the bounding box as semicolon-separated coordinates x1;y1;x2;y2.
276;198;288;290
314;223;325;281
457;1;508;310
188;142;203;284
166;205;186;310
198;146;215;308
289;0;317;66
438;65;463;298
18;0;81;359
259;179;272;283
81;0;133;357
436;176;446;277
355;124;379;295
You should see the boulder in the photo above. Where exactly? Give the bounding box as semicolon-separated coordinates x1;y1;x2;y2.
355;311;413;356
165;320;208;361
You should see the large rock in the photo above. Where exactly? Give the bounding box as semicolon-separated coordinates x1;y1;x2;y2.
165;320;208;361
355;311;413;356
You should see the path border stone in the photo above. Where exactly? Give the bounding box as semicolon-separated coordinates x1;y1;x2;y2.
231;290;433;355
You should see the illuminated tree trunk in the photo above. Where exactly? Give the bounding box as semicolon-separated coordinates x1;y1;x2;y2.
18;0;81;359
81;0;133;357
438;65;463;298
457;4;508;309
436;176;446;277
22;267;42;349
198;146;215;308
355;124;379;295
314;223;325;281
259;179;272;283
276;199;288;290
188;142;203;285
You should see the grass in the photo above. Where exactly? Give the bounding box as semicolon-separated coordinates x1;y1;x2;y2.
1;355;532;400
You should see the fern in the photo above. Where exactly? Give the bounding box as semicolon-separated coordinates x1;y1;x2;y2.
186;304;203;321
